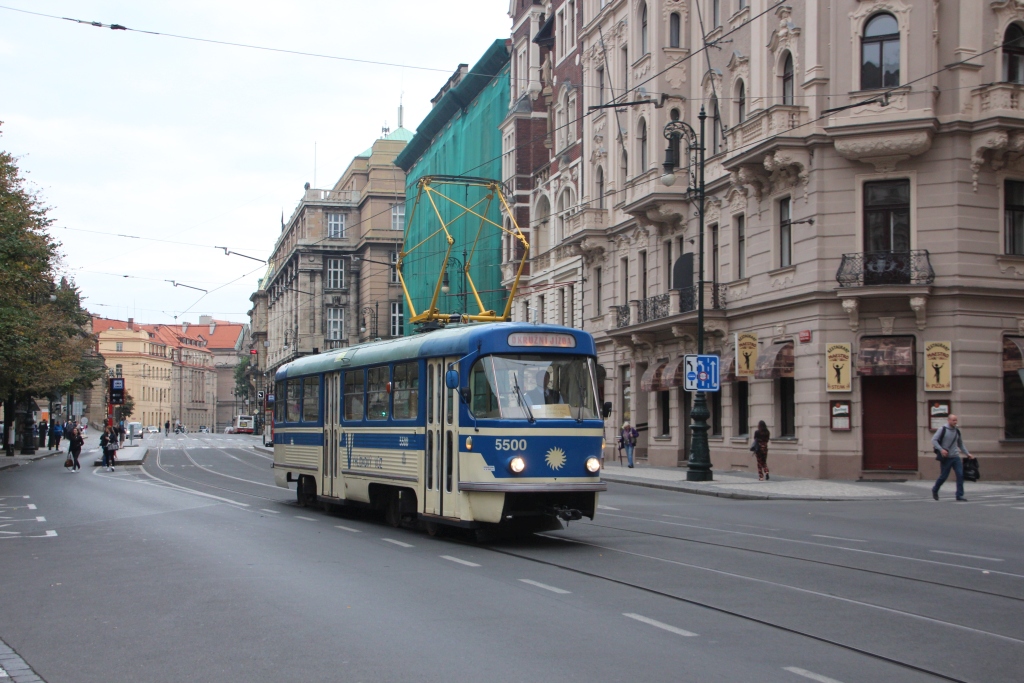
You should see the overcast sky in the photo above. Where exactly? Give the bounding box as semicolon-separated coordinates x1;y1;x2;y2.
1;0;510;326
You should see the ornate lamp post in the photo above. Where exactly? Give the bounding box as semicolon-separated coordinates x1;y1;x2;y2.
360;303;379;338
441;249;468;313
661;106;713;482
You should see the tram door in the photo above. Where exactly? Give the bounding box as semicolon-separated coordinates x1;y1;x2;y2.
424;358;460;518
322;372;340;498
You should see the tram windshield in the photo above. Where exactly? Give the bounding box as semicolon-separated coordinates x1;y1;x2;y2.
469;354;599;420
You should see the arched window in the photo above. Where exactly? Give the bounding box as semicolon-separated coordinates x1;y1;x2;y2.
737;80;746;122
535;195;551;254
620;150;629;187
1004;24;1024;84
596;167;605;209
781;53;794;105
861;13;900;89
640;3;649;55
669;12;681;48
638;118;648;172
710;96;722;155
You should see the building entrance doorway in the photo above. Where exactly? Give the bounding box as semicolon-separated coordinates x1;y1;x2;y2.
861;376;917;470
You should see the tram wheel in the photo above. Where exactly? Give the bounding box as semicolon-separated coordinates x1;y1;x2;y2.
385;495;401;528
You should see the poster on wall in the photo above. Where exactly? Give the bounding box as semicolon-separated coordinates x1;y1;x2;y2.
929;400;951;431
735;332;758;377
830;400;851;430
825;342;852;392
924;341;952;392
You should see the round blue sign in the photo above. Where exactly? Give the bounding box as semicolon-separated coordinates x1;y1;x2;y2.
686;372;697;381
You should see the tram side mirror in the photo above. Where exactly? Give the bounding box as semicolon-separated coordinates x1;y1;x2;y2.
602;402;613;419
445;369;460;390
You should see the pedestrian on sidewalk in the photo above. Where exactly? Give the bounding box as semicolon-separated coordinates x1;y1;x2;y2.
51;421;63;450
753;420;771;481
931;414;974;502
100;425;118;472
620;421;638;468
117;421;125;449
67;427;84;472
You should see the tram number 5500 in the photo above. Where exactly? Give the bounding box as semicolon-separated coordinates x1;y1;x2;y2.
494;438;527;452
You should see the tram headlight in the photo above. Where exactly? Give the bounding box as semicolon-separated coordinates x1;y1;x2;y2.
509;456;526;474
585;457;601;473
465;436;473;451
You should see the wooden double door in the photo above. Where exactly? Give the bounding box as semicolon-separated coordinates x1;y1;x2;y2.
862;376;917;470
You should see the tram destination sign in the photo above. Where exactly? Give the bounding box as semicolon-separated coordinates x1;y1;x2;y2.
507;332;576;348
683;354;721;392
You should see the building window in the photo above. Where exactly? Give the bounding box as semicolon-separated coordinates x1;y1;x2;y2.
1006;180;1024;255
735;214;746;279
557;188;574;242
1005;337;1024;438
712;0;721;28
116;342;123;352
391;203;405;231
779;197;792;268
327;258;345;289
669;12;681;48
559;287;566;326
621;256;629;303
659;390;670;435
710;390;722;436
737;80;746;122
638;118;648;171
778;377;795;437
710;223;720;284
734;380;749;436
621;365;632;423
861;13;900;90
864;179;910;254
596;166;605;209
327;307;345;340
390;251;400;283
664;240;673;293
620;150;628;187
621;46;628;94
639;250;648;295
594;267;603;315
538;294;546;324
710;96;722;155
597;67;605;106
739;0;747;9
1005;24;1024;83
640;3;649;55
781;52;794;105
390;301;403;337
327;213;345;239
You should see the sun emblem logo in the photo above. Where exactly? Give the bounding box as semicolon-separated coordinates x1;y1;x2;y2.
545;447;566;470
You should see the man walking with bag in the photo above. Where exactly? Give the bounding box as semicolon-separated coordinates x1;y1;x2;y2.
932;414;974;502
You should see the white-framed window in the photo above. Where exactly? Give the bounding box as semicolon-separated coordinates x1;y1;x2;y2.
779;197;792;268
861;13;900;90
327;213;345;239
327;307;345;341
390;301;403;337
781;52;794;105
327;258;345;289
712;0;721;28
391;203;405;231
390;251;400;283
669;12;681;48
640;2;649;55
638;117;648;171
557;188;575;242
735;213;746;279
116;342;123;352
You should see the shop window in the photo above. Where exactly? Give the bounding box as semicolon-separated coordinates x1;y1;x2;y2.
777;377;795;437
734;380;749;436
1005;337;1024;438
861;13;900;89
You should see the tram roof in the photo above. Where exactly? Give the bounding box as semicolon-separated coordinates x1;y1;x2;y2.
275;323;596;380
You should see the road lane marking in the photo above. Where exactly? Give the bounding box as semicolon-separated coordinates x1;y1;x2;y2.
519;579;570;594
35;517;45;522
930;550;1003;562
784;667;845;683
29;530;58;538
382;538;413;548
623;613;696;637
295;516;316;522
27;504;36;510
259;509;280;514
335;525;361;533
442;555;480;567
812;534;866;543
597;505;620;511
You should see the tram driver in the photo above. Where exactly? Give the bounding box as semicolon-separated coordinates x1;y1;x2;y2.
525;368;563;406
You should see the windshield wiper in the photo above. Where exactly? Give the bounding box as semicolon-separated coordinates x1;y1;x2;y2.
575;372;586;423
512;374;535;423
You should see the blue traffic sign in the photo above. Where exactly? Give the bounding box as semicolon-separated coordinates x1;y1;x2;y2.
683;354;721;392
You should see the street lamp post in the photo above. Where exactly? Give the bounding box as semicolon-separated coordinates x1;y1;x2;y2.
441;250;468;313
661;106;713;482
360;303;379;338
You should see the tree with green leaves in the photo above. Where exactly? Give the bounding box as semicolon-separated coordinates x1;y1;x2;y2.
1;124;105;453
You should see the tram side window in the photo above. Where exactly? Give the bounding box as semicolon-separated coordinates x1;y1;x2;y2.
286;379;301;423
275;381;285;421
367;366;390;420
427;365;434;424
344;370;364;421
470;358;501;418
393;362;419;420
302;376;320;422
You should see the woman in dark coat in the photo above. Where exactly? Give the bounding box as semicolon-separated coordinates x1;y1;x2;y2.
753;420;770;481
67;427;85;472
99;425;117;472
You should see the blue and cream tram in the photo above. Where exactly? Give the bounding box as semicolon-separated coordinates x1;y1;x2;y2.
271;322;609;533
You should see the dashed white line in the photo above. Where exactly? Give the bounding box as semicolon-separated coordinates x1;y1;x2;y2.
35;516;45;522
27;504;37;510
442;555;481;567
623;613;697;637
335;525;361;533
812;534;867;543
930;550;1003;562
597;505;620;511
259;509;280;514
519;579;570;594
784;666;846;683
295;516;316;522
382;538;413;548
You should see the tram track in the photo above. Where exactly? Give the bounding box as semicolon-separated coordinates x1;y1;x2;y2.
144;444;292;506
576;519;1024;603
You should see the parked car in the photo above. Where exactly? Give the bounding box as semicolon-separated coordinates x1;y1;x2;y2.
146;426;159;434
198;425;209;433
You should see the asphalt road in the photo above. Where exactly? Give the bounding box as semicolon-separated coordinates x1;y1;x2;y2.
1;433;1021;683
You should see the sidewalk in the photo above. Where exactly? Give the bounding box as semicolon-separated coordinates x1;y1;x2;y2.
599;461;1024;501
0;429;148;472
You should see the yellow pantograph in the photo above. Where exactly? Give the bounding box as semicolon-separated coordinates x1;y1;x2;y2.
397;175;529;326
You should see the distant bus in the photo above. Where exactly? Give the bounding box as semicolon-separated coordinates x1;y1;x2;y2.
233;415;255;434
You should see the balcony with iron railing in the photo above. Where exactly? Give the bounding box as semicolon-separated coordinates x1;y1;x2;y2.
611;286;727;330
836;250;934;288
